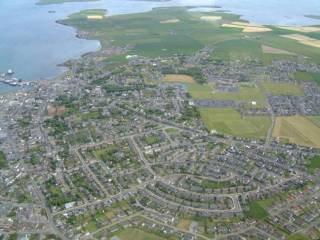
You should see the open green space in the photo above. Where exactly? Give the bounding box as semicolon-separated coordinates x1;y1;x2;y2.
245;201;269;220
306;155;320;174
294;71;320;85
0;151;7;169
287;233;310;240
188;84;214;99
188;83;268;108
261;82;304;95
199;108;271;138
308;116;320;127
212;85;268;108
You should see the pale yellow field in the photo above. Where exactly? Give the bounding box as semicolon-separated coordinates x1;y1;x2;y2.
200;16;222;22
87;15;104;20
272;116;320;148
282;34;320;48
163;74;195;84
261;45;296;55
177;219;191;230
222;22;272;33
279;26;320;33
160;19;180;24
243;27;272;33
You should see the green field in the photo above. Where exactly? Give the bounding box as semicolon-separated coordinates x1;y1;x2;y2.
294;71;320;85
212;85;268;108
307;155;320;174
261;82;304;95
308;116;320;127
287;234;310;240
188;83;268;108
0;151;7;169
188;84;214;99
199;108;271;138
61;7;320;64
245;201;269;220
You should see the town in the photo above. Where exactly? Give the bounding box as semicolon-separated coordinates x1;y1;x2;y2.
0;5;320;240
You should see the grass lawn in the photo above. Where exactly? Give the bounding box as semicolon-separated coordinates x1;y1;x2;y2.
144;135;161;145
245;201;269;220
294;71;320;85
199;108;271;139
0;151;7;169
113;228;167;240
212;85;268;108
272;116;320;148
188;84;267;107
307;155;320;174
188;84;214;99
287;234;310;240
261;82;303;96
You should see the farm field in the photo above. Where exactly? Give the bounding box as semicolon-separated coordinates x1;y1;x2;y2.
308;116;320;127
163;74;195;84
199;108;271;139
61;7;320;64
272;116;320;148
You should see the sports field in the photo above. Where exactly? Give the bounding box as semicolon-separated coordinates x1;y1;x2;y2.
199;108;271;139
260;82;303;95
272;116;320;148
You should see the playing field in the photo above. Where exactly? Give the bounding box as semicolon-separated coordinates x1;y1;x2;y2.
188;84;214;99
199;108;271;138
163;74;195;84
212;86;268;107
261;82;303;96
272;116;320;148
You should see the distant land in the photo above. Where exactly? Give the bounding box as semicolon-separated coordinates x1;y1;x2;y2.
305;14;320;20
37;0;170;4
37;0;98;5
